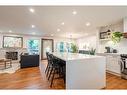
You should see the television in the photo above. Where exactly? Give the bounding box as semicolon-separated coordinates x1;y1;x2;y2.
3;36;23;48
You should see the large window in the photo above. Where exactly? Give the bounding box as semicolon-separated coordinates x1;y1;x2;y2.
56;42;72;52
27;39;39;55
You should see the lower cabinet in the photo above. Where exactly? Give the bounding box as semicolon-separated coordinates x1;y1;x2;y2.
97;53;121;75
106;55;121;74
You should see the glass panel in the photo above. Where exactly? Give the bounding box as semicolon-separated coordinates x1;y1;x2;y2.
27;39;39;55
43;40;53;59
56;42;73;53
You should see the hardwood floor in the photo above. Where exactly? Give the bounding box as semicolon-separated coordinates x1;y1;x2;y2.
0;60;65;89
0;60;127;89
106;73;127;89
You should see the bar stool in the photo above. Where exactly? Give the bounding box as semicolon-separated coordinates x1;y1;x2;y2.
45;52;52;77
47;55;65;87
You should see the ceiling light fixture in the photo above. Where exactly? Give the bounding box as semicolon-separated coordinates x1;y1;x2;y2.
57;28;60;32
9;30;12;33
61;22;65;25
86;22;91;26
51;34;54;36
29;8;35;13
84;33;88;36
72;10;77;15
32;32;36;35
70;35;72;38
31;25;35;28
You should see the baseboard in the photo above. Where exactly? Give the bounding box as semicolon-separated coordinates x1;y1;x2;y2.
106;70;121;77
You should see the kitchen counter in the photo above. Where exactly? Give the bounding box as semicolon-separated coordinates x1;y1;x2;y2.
97;52;121;75
96;52;121;56
52;52;105;61
52;52;106;89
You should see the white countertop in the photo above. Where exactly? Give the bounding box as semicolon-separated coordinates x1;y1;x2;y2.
50;52;106;89
96;52;121;56
52;52;104;61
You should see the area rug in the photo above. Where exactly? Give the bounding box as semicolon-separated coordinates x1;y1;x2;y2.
0;63;20;74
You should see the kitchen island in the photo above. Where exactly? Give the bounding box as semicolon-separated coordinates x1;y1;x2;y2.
52;52;106;89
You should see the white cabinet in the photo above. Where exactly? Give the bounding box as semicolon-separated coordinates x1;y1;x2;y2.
106;55;120;74
97;53;121;75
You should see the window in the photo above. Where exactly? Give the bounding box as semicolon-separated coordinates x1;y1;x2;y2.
27;39;39;55
56;42;72;52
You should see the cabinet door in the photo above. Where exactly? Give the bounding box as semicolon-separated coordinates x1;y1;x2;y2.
106;55;112;71
111;56;120;74
106;55;120;74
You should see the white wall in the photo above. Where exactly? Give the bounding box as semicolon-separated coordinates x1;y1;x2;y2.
124;17;127;32
0;33;76;59
76;34;97;50
98;20;127;54
0;34;42;59
42;36;76;52
98;38;127;54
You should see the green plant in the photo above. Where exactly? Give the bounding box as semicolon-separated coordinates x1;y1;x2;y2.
71;43;78;53
111;32;123;43
89;48;96;55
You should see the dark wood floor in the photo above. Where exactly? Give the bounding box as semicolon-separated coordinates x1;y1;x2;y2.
0;60;127;89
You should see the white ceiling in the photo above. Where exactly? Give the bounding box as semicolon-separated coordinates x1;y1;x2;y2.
0;6;127;38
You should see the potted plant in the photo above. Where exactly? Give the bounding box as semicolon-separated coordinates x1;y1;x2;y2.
111;31;123;43
89;48;96;55
71;43;78;53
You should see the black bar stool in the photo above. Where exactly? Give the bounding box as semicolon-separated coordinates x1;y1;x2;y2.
45;52;52;77
46;54;66;87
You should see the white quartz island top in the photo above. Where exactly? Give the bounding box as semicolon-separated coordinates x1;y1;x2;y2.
52;52;104;61
51;52;106;89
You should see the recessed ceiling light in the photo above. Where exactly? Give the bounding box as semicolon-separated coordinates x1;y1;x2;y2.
31;25;35;28
84;33;88;36
72;11;77;15
70;35;72;38
61;22;65;25
51;34;54;36
9;30;12;33
32;32;36;35
86;22;91;26
29;8;35;13
57;28;60;32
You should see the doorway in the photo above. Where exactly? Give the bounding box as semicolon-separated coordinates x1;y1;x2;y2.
41;39;54;60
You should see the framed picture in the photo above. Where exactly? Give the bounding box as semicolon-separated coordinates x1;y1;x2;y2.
3;36;23;48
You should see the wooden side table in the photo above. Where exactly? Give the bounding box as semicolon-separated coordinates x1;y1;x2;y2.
0;59;12;70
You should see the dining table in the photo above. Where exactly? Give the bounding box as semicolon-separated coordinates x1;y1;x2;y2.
52;52;106;89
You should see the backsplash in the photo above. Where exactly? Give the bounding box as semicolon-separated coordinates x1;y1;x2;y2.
98;20;127;54
99;38;127;54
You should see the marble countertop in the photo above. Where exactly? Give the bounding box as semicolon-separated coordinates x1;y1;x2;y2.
52;52;105;61
96;52;121;56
